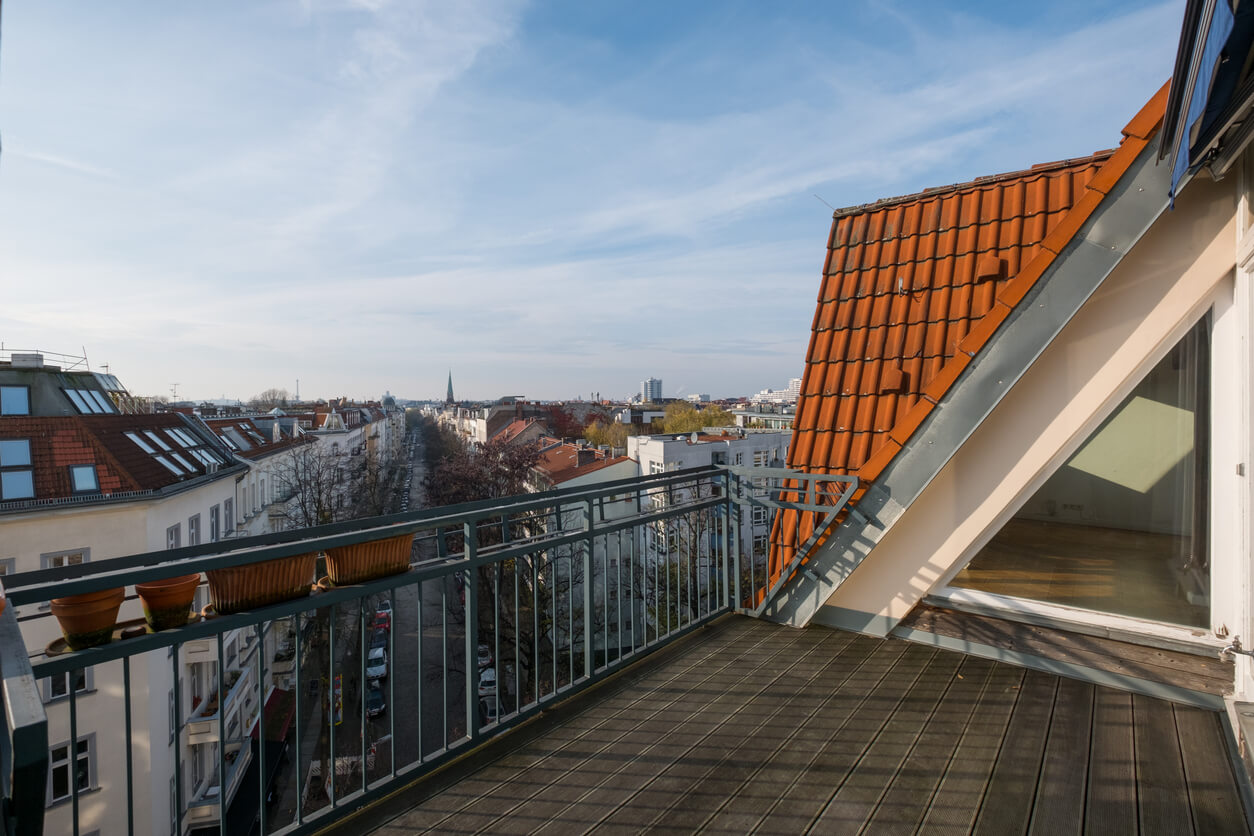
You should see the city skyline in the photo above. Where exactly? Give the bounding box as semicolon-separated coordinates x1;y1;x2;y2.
0;1;1179;401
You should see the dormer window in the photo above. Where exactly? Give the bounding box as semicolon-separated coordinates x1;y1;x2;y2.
0;439;35;500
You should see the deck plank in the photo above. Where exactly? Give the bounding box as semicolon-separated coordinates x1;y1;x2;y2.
1133;693;1194;836
1085;688;1137;836
1028;676;1094;836
915;661;1025;835
859;656;998;835
1173;704;1249;836
972;669;1058;835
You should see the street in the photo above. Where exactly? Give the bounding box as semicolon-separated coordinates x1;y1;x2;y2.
263;427;468;828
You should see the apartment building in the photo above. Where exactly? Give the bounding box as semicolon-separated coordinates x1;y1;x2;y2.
0;352;260;835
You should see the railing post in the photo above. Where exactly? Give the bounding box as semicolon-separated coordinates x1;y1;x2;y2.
464;520;479;740
0;601;47;836
582;499;594;681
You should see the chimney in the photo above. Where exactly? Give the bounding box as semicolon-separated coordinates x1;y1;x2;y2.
576;448;597;467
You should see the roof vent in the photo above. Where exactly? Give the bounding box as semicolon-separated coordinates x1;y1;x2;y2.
975;254;1005;282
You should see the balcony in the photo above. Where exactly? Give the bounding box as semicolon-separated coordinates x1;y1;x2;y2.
0;466;1247;835
186;667;253;746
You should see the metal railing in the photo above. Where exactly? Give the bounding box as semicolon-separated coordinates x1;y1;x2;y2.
0;465;853;836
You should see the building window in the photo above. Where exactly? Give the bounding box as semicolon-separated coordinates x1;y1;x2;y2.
69;465;99;493
168;689;176;744
0;385;30;415
951;316;1212;628
167;524;181;550
63;389;115;414
210;505;220;542
0;439;35;500
188;514;201;546
47;734;95;805
752;506;768;526
649;460;664;475
41;549;88;569
752;534;768;559
224;498;234;533
0;558;14;576
44;668;91;702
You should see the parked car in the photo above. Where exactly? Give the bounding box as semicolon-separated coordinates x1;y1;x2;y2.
478;666;496;697
372;612;391;632
376;597;392;617
367;684;386;717
369;628;388;651
479;695;499;725
366;647;388;680
477;643;492;669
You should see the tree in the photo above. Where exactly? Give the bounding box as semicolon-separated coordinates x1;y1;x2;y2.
661;403;736;434
249;387;292;410
582;420;630;450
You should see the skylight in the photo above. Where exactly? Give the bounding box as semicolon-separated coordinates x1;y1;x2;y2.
153;456;183;475
143;430;172;451
125;431;156;454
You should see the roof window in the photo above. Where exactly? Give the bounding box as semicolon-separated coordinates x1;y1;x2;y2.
0;386;30;416
0;439;35;500
69;465;99;493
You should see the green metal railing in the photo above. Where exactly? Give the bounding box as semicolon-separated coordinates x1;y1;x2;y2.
0;465;853;836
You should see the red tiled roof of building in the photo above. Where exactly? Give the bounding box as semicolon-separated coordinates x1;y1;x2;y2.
494;418;537;445
533;442;630;486
0;413;235;501
774;82;1170;580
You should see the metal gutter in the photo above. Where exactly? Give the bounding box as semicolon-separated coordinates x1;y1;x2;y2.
761;141;1173;629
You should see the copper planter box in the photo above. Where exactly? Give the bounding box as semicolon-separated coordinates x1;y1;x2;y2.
325;533;414;586
205;553;317;615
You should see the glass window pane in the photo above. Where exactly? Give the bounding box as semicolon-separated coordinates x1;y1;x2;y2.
0;439;31;467
64;389;90;413
153;456;183;475
950;317;1210;628
52;765;68;800
0;386;30;415
88;391;114;413
124;431;155;454
144;431;171;451
1;470;34;500
71;465;98;492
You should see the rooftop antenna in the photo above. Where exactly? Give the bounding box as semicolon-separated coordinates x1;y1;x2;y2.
813;194;836;212
296;378;300;400
170;383;180;400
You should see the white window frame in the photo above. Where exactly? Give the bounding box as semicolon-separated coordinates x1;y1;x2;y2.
0;557;15;576
46;733;96;806
188;514;201;546
167;524;181;550
43;667;93;703
210;505;220;542
41;549;88;569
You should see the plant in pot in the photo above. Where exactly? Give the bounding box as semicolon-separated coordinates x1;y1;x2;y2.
51;587;125;650
325;532;414;586
205;552;317;615
135;573;201;631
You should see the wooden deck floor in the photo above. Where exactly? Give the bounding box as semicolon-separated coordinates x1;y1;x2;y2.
352;616;1250;835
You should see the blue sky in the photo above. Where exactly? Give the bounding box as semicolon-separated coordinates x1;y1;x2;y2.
0;1;1182;402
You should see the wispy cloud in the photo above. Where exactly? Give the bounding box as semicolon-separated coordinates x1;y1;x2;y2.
0;1;1183;400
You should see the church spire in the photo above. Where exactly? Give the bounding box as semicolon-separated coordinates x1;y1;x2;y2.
446;370;455;405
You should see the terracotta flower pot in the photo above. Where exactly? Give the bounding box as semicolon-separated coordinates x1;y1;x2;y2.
325;533;414;586
51;587;125;651
205;553;316;615
135;573;201;631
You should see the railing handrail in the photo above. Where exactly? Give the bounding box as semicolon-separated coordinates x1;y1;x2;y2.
1;466;728;604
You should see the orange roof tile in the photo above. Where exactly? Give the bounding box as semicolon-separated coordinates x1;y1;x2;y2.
771;82;1170;585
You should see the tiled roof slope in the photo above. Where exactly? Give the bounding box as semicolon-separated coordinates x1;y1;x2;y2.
772;83;1170;581
0;413;234;501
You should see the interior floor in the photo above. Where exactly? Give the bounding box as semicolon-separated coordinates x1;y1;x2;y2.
949;517;1207;628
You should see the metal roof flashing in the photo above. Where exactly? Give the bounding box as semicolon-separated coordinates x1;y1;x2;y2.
762;142;1173;631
